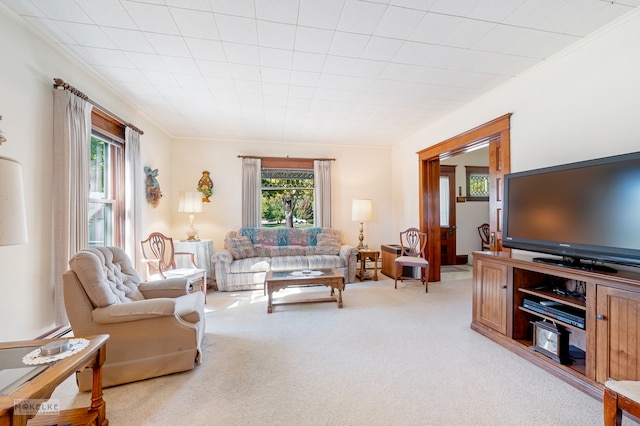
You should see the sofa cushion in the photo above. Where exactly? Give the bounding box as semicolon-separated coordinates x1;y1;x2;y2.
229;257;271;273
308;254;346;269
239;227;325;246
268;245;307;257
315;233;341;255
225;236;257;259
270;255;309;271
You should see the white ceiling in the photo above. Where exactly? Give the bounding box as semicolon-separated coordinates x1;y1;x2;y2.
3;0;639;146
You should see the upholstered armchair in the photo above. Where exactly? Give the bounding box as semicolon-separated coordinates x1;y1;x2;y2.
63;246;205;391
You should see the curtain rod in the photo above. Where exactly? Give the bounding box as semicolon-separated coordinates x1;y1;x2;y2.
237;155;335;161
53;78;144;135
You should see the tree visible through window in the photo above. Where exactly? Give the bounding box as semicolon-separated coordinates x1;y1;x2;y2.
261;169;314;228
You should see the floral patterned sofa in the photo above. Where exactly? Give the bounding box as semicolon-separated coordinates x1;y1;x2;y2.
212;227;359;292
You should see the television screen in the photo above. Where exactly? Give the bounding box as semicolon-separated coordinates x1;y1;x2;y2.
502;151;640;271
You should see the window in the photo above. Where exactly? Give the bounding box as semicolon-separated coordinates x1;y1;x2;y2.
261;168;314;228
89;130;124;247
466;166;490;201
88;109;126;247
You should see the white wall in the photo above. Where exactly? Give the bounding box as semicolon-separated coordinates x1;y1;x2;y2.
168;138;394;252
0;6;172;341
392;9;640;234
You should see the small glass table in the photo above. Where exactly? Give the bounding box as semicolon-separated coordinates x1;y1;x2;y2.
0;334;109;426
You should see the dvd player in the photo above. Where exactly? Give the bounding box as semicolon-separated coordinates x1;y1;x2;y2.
523;298;585;329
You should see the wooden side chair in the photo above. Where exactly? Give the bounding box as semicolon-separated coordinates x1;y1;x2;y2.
140;232;207;299
604;380;640;426
394;227;429;293
478;223;490;250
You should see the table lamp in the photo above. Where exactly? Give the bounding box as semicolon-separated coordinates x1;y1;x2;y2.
352;199;372;250
178;191;203;241
0;118;28;246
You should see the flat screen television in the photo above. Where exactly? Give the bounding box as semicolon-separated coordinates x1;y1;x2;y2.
502;150;640;273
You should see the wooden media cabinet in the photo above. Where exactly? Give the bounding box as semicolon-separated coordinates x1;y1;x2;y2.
472;251;640;399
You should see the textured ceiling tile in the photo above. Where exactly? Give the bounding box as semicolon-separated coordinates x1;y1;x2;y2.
56;22;115;49
337;0;386;34
185;38;226;61
125;52;166;72
257;20;296;50
292;51;326;72
170;8;219;39
122;1;180;35
223;42;260;66
161;56;201;75
328;31;369;57
255;0;299;24
210;0;255;17
75;0;137;28
361;36;404;61
145;33;192;57
294;26;334;54
215;14;258;44
103;28;154;53
259;47;293;69
374;5;425;39
298;0;345;30
165;0;211;12
30;0;92;22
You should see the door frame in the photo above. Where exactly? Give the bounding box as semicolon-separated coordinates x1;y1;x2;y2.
418;114;512;282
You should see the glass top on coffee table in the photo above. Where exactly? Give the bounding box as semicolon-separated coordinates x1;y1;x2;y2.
267;268;343;281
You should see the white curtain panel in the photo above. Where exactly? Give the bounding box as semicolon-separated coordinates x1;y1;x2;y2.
314;160;332;228
242;158;262;227
52;89;92;325
125;127;142;272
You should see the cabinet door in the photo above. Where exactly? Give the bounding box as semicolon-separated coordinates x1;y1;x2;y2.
473;259;509;335
596;286;640;383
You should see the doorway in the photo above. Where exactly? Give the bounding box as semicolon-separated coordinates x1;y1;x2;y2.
439;165;456;265
418;114;511;282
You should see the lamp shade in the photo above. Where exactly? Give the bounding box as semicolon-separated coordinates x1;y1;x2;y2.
178;191;203;213
0;156;28;246
352;199;372;222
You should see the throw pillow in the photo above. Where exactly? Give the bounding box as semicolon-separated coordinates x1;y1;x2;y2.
315;233;341;255
225;236;257;260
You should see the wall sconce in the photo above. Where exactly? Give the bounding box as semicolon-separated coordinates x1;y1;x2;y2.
178;191;203;241
352;199;372;250
0;115;6;144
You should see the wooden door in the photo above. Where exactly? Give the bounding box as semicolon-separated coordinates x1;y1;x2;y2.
439;165;456;265
596;285;640;383
473;258;509;335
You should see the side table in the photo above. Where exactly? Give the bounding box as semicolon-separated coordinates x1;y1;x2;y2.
356;249;380;281
0;334;109;426
174;239;216;290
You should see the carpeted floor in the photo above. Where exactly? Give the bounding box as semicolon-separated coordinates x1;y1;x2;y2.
51;271;638;425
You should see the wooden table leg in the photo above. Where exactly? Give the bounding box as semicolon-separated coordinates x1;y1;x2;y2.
90;343;108;426
373;254;379;281
267;283;273;314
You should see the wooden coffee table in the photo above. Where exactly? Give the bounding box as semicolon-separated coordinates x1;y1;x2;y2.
265;268;345;313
